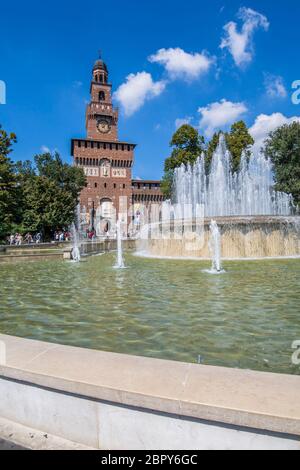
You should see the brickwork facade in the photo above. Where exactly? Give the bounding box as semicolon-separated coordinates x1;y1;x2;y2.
71;57;165;235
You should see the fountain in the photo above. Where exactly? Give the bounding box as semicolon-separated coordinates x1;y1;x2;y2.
208;220;223;273
71;204;81;262
137;135;300;259
173;134;294;218
115;220;125;269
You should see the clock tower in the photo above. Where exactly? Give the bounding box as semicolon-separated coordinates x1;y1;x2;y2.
71;56;136;235
86;58;118;141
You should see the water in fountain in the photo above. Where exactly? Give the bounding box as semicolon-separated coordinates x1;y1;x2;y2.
71;204;81;262
115;220;125;269
207;220;224;274
173;134;294;218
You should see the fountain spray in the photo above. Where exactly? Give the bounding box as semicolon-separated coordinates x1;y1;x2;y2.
71;204;81;262
209;220;223;273
115;219;125;269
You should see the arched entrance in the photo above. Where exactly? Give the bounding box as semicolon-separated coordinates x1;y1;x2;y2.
96;198;116;236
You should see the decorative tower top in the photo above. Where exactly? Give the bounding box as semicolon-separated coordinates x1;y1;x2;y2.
86;54;118;141
92;56;108;84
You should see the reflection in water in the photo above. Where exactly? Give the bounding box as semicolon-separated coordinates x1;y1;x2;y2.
0;254;299;375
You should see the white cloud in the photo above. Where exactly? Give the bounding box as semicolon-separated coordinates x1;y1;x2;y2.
149;48;213;81
220;7;269;67
40;145;51;153
198;99;247;137
264;74;287;99
175;117;192;129
249;113;300;154
113;72;166;116
40;145;59;154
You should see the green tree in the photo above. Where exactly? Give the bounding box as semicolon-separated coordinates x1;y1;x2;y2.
205;131;226;173
0;126;18;240
205;121;254;173
264;122;300;207
161;170;174;199
227;121;254;172
162;125;205;197
17;152;86;239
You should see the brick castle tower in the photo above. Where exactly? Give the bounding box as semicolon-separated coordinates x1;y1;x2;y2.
71;55;164;236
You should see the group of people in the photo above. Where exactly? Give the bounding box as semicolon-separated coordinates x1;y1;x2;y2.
6;227;129;246
53;231;71;242
7;232;42;245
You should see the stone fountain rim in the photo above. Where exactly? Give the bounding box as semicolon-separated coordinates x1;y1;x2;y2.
155;215;300;226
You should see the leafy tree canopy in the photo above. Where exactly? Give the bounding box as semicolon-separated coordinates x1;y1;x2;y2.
264;121;300;206
164;125;205;172
17;152;86;237
227;121;254;172
0;124;86;241
0;126;18;239
205;121;254;173
162;125;205;197
162;122;254;198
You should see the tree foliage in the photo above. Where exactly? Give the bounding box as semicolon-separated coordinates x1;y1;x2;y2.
0;126;18;239
264;122;300;206
160;170;174;199
162;125;205;197
206;131;225;173
205;121;254;173
18;152;86;238
227;121;254;172
0;125;86;241
162;121;254;198
164;125;204;172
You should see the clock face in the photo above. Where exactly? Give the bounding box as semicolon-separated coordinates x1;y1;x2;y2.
97;119;111;134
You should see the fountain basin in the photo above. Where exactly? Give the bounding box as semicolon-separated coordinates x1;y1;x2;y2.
139;216;300;259
0;333;299;449
0;253;299;375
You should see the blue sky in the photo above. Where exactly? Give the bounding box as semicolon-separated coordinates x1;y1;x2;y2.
0;0;299;179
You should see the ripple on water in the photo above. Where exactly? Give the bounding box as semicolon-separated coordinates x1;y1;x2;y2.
0;254;299;375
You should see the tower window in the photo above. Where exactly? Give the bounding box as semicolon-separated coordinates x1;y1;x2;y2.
104;183;107;188
99;91;105;101
95;183;98;188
